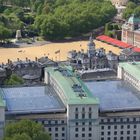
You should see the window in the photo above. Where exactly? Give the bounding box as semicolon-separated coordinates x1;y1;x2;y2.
55;121;58;124
88;133;92;137
55;127;58;131
89;122;92;125
121;125;124;129
127;136;130;140
82;108;85;112
133;136;136;140
75;114;78;119
76;122;78;126
75;128;78;132
108;126;111;129
114;131;117;135
89;127;92;131
82;113;85;119
55;133;58;137
134;125;137;129
107;138;111;140
61;120;64;124
114;137;117;140
101;132;104;135
107;119;110;122
101;126;104;130
133;130;136;134
62;133;65;137
82;128;85;131
82;122;85;125
120;137;123;140
82;133;85;137
48;121;51;124
62;127;65;131
127;131;130;135
101;138;104;140
127;125;130;129
48;128;51;131
114;118;116;122
120;118;123;122
89;113;92;119
108;131;110;135
114;125;117;129
133;118;136;122
75;108;78;112
120;131;123;135
127;118;129;122
101;119;104;123
75;134;78;137
89;107;92;112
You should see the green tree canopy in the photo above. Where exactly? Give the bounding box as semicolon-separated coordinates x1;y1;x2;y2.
4;120;51;140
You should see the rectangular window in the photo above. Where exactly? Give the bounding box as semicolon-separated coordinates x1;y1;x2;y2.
55;133;58;137
114;131;117;135
89;133;92;137
121;125;124;129
127;131;130;135
82;133;85;137
75;128;78;132
55;127;58;131
75;134;78;137
75;114;78;119
120;131;123;135
101;132;104;135
108;131;110;135
108;126;111;129
120;137;123;140
114;125;117;129
127;137;130;140
82;128;85;131
89;127;92;131
48;128;51;131
82;113;85;119
101;126;104;130
89;122;92;125
114;137;117;140
61;120;64;124
89;107;92;112
89;113;92;119
133;130;136;134
134;125;137;129
62;127;65;131
107;138;111;140
127;125;130;129
76;122;78;126
62;133;65;137
133;136;136;140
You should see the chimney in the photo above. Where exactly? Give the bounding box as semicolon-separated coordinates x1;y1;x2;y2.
26;57;28;62
17;58;20;62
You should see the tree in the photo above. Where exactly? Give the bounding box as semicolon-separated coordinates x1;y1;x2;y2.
0;25;11;42
4;120;51;140
4;74;24;85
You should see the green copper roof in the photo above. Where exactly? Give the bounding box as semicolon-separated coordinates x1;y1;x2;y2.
0;89;5;107
46;67;99;105
119;62;140;80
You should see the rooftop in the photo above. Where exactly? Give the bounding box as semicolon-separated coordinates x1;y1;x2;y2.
1;86;65;114
119;62;140;80
46;67;99;105
85;80;140;112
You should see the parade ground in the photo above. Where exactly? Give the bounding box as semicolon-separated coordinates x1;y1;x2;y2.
0;40;121;63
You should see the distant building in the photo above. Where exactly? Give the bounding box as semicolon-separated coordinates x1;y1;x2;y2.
111;0;128;6
122;15;140;47
1;65;140;140
68;36;117;70
118;61;140;91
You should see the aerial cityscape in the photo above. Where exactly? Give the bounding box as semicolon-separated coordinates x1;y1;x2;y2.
0;0;140;140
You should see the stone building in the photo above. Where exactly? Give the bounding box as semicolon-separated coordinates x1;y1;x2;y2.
111;0;128;6
122;15;140;48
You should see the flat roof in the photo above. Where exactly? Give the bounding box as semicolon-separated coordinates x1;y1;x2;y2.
119;62;140;80
1;86;65;114
85;80;140;112
46;67;99;105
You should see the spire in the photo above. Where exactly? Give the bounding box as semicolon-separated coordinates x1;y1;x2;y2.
87;33;95;50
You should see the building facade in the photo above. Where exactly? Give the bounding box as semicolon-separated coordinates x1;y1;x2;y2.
122;15;140;48
1;64;140;140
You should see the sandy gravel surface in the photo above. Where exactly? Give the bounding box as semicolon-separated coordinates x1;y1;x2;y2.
0;40;121;63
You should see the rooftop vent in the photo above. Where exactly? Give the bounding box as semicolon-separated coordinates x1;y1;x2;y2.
72;84;86;98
